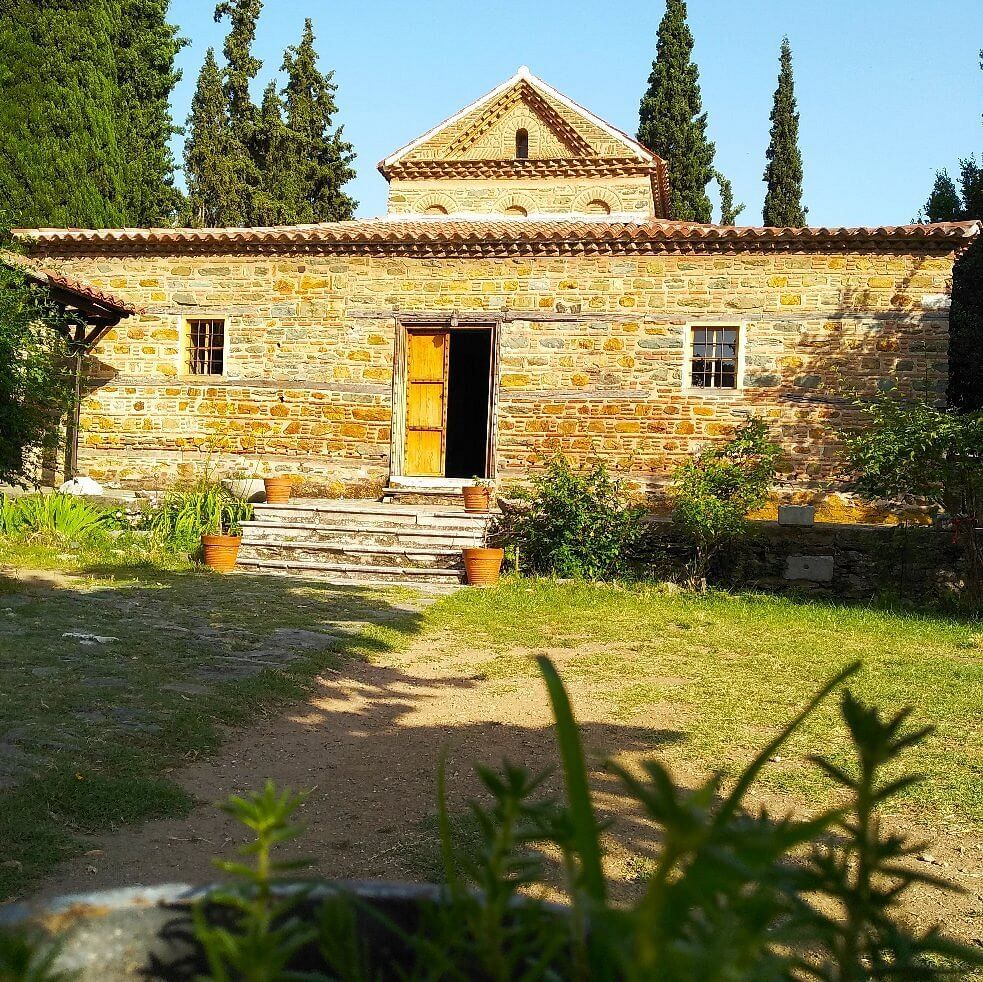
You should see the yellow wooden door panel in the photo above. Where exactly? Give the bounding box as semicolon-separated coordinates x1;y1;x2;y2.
405;329;448;477
407;382;444;428
407;330;446;381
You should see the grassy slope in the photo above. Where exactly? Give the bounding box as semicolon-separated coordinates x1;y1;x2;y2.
422;581;982;827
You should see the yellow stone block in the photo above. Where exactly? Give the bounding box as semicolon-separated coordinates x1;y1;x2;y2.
768;276;788;287
780;294;802;305
867;276;894;289
501;373;530;388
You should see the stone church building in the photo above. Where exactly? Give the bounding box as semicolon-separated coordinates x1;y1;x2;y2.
16;68;979;512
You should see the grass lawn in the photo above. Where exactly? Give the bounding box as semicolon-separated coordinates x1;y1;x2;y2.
420;581;982;829
1;539;980;903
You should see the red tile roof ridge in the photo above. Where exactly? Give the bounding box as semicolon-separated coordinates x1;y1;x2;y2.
14;218;980;239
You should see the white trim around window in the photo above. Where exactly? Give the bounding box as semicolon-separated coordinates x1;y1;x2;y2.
681;321;746;394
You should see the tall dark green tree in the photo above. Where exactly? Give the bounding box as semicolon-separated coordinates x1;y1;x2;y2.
250;82;300;226
762;38;806;227
637;0;715;222
277;19;357;222
920;170;962;222
214;0;263;133
714;170;744;225
923;158;983;411
184;48;249;226
116;0;186;225
0;0;126;228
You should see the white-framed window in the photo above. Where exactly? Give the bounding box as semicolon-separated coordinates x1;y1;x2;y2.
685;324;743;390
185;317;227;376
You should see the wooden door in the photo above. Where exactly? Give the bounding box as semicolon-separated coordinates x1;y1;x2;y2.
404;329;449;476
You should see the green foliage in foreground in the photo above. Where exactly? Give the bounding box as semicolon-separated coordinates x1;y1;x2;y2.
23;661;976;980
671;418;781;587
498;455;647;580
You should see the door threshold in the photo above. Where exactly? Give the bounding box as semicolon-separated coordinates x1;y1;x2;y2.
389;477;474;489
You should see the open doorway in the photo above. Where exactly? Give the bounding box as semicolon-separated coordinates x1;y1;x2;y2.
403;326;494;479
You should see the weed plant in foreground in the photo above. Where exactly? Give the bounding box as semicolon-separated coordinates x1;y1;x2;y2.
5;658;981;980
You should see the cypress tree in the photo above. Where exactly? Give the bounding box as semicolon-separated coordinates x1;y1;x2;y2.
250;82;300;226
116;0;186;225
762;38;807;227
184;48;248;226
948;159;983;411
714;170;744;225
0;0;126;228
637;0;715;222
279;19;357;222
920;170;962;222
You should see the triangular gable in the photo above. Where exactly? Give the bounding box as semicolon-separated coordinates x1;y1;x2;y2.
380;67;658;172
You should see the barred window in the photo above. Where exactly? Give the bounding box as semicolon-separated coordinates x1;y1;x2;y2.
690;326;739;389
188;319;225;375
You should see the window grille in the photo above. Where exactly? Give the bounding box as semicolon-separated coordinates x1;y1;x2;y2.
690;326;738;388
188;319;225;375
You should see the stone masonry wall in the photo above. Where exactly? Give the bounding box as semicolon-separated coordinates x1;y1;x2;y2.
386;176;653;216
37;249;954;503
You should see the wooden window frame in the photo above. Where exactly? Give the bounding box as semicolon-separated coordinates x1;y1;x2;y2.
681;321;746;395
179;315;230;378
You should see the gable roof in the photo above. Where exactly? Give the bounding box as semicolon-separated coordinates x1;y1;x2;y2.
379;66;659;175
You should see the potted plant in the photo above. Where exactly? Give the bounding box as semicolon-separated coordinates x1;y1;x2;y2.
201;492;253;573
263;474;293;504
462;477;494;513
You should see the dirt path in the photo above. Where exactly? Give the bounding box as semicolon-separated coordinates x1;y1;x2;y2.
33;639;983;947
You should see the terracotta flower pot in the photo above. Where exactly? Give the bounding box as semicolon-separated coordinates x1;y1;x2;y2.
462;485;492;513
264;476;293;504
202;533;242;573
462;547;504;586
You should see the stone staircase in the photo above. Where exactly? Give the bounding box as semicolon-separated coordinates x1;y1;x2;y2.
236;499;495;589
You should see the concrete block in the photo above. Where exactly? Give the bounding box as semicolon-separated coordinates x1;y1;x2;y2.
778;505;816;526
784;555;834;582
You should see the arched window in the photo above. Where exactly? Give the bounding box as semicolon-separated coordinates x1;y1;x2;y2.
515;128;529;159
585;199;611;215
423;204;448;215
504;205;527;217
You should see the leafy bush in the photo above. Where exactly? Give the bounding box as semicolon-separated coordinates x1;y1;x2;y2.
0;229;74;486
671;418;781;588
0;493;111;543
146;481;253;553
845;398;983;606
15;659;974;979
499;455;647;580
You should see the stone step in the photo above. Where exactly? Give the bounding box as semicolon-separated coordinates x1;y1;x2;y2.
235;556;464;585
252;501;494;532
381;487;468;507
238;540;464;570
240;521;484;549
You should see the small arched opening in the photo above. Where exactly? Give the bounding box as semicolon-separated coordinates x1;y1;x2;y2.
423;204;448;215
515;128;529;159
504;205;528;217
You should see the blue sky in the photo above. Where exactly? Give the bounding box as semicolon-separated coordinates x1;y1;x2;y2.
166;0;982;226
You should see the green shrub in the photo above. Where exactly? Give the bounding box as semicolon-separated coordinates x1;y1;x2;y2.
671;418;781;588
499;455;647;580
146;481;253;553
0;493;110;543
845;397;983;606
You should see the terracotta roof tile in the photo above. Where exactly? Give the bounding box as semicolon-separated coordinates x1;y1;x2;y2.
3;252;140;315
13;218;981;257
